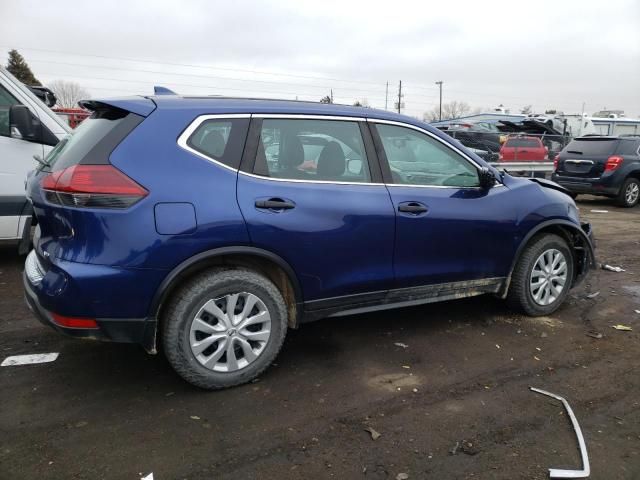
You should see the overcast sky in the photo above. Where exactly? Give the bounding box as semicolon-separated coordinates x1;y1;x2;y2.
1;0;639;118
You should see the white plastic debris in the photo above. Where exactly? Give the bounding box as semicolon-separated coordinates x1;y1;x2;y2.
394;342;409;349
364;426;381;440
1;353;59;366
602;264;625;273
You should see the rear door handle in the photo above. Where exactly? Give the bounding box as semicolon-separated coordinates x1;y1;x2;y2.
398;202;428;214
255;198;296;210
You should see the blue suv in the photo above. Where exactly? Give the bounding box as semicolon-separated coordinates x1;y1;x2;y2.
24;95;595;389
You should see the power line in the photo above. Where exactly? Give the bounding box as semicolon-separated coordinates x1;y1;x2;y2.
1;45;387;87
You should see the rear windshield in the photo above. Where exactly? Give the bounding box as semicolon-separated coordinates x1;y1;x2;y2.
564;139;618;156
505;138;540;147
43;108;135;170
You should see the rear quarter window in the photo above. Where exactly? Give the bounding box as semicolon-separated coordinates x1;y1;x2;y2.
615;140;640;156
185;118;250;169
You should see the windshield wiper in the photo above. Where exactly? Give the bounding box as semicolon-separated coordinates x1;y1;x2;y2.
33;154;50;169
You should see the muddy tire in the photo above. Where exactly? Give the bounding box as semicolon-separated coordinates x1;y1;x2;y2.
616;177;640;208
507;234;574;316
162;268;288;390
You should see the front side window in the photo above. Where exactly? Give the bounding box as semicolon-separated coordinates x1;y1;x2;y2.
0;84;19;137
376;124;479;187
254;118;371;183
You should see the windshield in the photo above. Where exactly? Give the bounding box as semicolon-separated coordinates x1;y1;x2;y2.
505;138;541;148
565;139;618;156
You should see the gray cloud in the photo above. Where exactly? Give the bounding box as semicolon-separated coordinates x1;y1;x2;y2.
1;0;638;117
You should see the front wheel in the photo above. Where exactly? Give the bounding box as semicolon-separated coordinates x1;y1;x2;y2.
162;268;288;389
507;234;574;316
616;178;640;208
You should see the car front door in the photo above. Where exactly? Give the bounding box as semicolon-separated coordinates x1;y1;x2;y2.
0;84;43;239
236;115;395;307
370;120;518;290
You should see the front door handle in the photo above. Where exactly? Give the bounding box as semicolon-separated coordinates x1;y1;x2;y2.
398;202;428;214
255;198;296;210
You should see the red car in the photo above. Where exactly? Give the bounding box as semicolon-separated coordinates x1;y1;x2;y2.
499;136;548;161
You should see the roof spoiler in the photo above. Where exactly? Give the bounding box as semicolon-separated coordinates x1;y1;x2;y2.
78;97;157;117
154;86;177;95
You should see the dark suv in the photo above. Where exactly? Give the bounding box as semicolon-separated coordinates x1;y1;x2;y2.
552;136;640;207
24;95;595;389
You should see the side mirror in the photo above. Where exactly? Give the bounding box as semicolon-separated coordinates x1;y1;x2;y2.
479;167;497;190
9;105;40;141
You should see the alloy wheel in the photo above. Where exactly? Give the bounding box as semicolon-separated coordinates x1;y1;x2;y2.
189;292;272;372
625;182;639;206
529;249;568;306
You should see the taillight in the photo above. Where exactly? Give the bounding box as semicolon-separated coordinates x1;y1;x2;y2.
553;154;560;171
41;165;148;209
605;155;623;172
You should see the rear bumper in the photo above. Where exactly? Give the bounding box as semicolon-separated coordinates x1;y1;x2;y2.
23;250;160;351
551;173;620;196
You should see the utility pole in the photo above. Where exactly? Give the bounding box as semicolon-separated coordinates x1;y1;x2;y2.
397;80;402;114
385;81;388;110
330;89;333;104
435;81;443;121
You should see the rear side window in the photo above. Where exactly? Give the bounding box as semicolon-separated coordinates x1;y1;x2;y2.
45;107;143;170
564;139;618;156
253;118;372;183
505;138;541;148
186;118;250;169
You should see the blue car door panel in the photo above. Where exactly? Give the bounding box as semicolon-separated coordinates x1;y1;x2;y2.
370;121;518;288
237;117;396;302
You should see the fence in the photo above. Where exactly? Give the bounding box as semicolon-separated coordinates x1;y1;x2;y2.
442;129;570;158
440;129;570;177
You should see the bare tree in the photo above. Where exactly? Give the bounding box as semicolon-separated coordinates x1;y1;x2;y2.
352;98;369;107
521;105;533;114
319;95;332;104
48;80;90;108
423;101;471;122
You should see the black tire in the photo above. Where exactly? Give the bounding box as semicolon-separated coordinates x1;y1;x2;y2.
162;268;288;390
506;234;574;316
616;177;640;208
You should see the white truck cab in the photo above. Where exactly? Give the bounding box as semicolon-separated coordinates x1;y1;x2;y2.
0;66;71;252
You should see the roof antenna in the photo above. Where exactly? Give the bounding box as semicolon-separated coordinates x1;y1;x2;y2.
154;86;177;95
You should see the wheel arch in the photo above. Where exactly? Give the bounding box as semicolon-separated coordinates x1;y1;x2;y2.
499;219;596;298
150;246;303;332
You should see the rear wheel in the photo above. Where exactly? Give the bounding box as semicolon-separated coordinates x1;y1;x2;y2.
616;178;640;208
163;268;288;389
507;234;574;316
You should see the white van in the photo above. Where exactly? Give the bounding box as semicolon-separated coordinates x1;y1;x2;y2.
0;66;71;252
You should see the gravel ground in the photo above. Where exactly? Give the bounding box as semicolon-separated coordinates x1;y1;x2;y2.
1;196;639;480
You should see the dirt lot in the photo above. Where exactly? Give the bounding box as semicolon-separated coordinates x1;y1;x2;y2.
1;196;639;480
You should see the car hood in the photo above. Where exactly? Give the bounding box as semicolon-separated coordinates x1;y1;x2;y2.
528;177;572;197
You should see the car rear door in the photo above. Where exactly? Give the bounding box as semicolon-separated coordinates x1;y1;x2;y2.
236;115;396;305
370;119;518;289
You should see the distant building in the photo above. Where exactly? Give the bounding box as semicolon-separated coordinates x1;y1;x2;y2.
592;110;625;118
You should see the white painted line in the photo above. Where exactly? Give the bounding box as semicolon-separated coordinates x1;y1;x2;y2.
1;353;59;366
